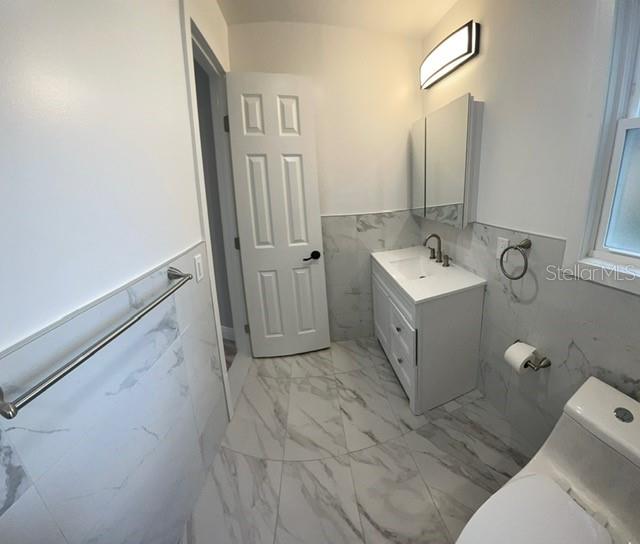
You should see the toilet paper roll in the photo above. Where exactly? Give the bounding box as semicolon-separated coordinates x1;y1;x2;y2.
504;342;537;374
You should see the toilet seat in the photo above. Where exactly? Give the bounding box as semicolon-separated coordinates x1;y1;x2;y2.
456;473;611;544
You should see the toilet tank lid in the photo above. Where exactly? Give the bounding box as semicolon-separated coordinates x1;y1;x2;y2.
564;377;640;467
456;474;611;544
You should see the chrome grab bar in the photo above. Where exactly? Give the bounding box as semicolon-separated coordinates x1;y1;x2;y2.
0;267;192;420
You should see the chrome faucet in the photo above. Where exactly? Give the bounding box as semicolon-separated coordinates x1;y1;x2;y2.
423;234;443;263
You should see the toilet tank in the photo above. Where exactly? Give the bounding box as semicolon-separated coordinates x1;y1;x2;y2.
564;377;640;467
522;377;640;543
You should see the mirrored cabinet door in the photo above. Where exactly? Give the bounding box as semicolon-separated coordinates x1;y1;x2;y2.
410;93;481;229
410;117;426;216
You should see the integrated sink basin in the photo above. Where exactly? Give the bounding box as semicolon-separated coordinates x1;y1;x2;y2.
386;256;434;281
372;246;485;303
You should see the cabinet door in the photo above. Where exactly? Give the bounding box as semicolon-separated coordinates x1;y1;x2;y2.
372;275;391;350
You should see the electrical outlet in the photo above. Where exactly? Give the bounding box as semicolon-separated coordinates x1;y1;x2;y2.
194;254;204;282
496;237;510;260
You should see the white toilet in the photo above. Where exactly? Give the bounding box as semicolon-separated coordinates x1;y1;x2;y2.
457;377;640;544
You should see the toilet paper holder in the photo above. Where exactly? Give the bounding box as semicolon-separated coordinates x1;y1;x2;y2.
514;339;552;371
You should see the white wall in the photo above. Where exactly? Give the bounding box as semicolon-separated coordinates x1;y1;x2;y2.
0;1;203;352
188;0;231;71
420;0;615;263
228;22;424;215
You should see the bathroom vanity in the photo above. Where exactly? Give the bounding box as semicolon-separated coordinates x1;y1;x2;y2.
372;247;485;414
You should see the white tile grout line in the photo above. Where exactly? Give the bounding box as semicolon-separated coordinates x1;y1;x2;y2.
271;365;293;544
399;431;457;544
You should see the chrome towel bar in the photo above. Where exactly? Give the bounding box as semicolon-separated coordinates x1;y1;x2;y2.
0;267;192;420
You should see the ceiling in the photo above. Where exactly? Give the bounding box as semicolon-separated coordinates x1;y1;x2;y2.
216;0;457;38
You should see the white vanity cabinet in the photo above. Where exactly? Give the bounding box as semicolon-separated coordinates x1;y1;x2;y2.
372;247;485;415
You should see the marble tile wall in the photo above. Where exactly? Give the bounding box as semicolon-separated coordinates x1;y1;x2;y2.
323;210;640;456
0;242;228;544
415;219;640;455
321;210;421;341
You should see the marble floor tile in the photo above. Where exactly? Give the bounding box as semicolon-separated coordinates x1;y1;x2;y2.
209;447;282;544
222;373;290;459
376;363;428;432
349;438;450;544
276;456;364;544
205;341;539;544
410;405;527;496
252;358;293;379
461;397;532;454
356;337;388;369
335;370;402;451
403;428;494;541
289;349;334;378
427;487;476;542
331;341;379;376
284;376;346;461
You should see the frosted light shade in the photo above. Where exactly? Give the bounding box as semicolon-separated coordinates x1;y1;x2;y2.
420;21;480;89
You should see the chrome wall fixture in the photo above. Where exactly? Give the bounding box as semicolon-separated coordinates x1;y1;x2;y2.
0;267;192;420
420;20;481;89
499;239;532;280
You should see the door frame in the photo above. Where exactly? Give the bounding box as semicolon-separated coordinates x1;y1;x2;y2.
180;6;250;417
191;35;251;357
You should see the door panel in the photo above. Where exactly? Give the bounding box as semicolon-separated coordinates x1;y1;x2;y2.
246;155;274;246
227;73;330;356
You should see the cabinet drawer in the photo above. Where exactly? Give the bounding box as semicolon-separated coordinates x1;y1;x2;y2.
389;299;416;360
389;332;415;401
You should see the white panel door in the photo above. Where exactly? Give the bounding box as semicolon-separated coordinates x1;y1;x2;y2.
226;73;330;357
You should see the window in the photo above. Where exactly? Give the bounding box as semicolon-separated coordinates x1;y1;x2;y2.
583;0;640;286
594;118;640;262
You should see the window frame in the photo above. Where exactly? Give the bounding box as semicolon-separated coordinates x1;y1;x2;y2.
576;1;640;292
592;116;640;265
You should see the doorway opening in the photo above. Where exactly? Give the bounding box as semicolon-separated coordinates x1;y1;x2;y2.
191;37;249;372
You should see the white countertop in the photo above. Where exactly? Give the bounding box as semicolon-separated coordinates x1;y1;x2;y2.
371;246;486;303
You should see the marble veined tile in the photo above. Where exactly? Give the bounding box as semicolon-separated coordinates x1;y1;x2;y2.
0;429;31;516
284;377;346;461
349;438;450;544
330;342;367;374
222;373;289;459
403;427;494;541
335;370;402;451
84;402;204;544
409;405;527;498
457;397;530;461
209;447;281;544
321;215;357;257
377;363;428;432
354;337;388;369
1;298;180;482
330;340;379;376
0;487;67;544
252;357;293;379
276;456;364;544
289;349;334;378
35;418;162;543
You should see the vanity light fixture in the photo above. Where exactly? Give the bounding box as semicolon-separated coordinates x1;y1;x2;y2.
420;20;480;89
